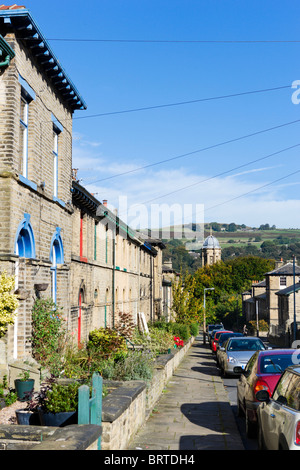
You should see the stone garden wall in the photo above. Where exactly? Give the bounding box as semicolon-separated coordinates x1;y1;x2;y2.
101;336;195;450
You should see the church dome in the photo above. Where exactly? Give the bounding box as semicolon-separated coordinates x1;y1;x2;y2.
202;235;220;249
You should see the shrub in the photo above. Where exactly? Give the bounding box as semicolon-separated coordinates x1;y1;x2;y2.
190;322;199;337
0;271;18;338
87;327;127;359
115;312;136;340
31;298;67;376
113;350;154;381
131;326;173;355
168;323;190;341
44;382;80;413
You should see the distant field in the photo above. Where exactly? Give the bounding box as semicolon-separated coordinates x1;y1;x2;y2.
160;227;300;248
210;229;300;249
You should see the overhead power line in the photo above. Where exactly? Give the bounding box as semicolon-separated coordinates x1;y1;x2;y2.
160;167;300;228
86;118;300;185
138;143;300;206
115;143;300;221
73;85;290;121
203;168;300;213
46;38;300;44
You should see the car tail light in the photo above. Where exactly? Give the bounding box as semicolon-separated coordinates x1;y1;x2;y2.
295;421;300;445
254;379;271;397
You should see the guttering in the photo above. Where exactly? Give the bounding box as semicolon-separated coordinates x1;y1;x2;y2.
0;8;86;110
0;34;15;67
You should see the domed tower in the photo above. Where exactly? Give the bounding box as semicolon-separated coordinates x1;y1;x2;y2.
202;229;222;266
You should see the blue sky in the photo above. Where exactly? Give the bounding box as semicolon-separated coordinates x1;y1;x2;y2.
19;0;300;229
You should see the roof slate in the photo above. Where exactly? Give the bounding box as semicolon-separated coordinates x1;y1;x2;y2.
266;262;300;276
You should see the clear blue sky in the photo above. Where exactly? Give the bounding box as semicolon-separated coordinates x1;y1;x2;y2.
18;1;300;229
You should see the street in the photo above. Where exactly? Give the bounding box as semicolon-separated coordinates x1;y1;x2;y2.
210;334;274;451
222;375;258;450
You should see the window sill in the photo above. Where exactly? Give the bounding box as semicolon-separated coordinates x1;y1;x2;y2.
53;196;66;208
18;175;37;191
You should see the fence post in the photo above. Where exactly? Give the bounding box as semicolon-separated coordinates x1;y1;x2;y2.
78;373;103;450
78;384;90;425
91;373;103;450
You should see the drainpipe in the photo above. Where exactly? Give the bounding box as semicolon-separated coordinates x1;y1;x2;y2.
112;229;116;329
0;54;11;67
0;35;15;68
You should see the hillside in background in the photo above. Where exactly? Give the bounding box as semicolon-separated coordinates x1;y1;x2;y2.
161;223;300;274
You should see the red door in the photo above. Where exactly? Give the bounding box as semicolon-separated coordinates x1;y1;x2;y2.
78;291;82;347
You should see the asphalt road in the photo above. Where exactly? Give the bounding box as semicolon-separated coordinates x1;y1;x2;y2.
208;333;276;450
222;375;258;450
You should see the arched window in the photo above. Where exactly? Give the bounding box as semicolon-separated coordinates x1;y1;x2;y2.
14;213;35;258
50;227;64;265
50;228;64;304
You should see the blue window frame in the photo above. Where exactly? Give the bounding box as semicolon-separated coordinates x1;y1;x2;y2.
14;213;35;258
19;75;35;182
50;228;64;304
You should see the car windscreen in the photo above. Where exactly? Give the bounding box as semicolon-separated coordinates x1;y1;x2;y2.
219;333;242;345
227;339;265;351
260;354;295;374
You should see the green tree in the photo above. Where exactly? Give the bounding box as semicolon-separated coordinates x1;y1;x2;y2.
172;272;201;325
0;271;18;337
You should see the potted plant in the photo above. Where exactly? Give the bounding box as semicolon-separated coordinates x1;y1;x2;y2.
14;370;35;402
26;375;81;427
16;375;55;426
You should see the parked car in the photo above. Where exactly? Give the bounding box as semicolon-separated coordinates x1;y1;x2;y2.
207;324;224;343
236;349;298;437
215;332;243;366
209;327;224;348
218;336;267;377
256;364;300;450
211;330;233;353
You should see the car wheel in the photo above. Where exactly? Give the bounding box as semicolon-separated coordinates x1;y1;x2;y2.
245;408;257;439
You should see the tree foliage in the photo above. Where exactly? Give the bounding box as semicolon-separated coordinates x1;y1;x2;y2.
0;271;18;338
172;256;275;329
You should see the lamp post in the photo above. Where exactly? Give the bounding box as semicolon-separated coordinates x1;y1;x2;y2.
203;287;214;345
293;255;297;343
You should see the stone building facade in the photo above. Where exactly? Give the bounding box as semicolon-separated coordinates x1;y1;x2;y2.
0;6;166;376
242;261;300;345
71;181;165;346
0;5;86;370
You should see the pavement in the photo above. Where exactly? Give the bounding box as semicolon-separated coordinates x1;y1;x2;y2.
127;335;244;451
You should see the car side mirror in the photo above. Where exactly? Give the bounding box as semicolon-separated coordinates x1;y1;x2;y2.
255;390;270;403
234;366;249;376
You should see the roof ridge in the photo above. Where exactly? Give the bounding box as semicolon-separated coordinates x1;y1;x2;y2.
0;5;26;10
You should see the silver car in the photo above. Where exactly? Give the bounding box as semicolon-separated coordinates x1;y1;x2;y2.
256;365;300;450
218;336;266;377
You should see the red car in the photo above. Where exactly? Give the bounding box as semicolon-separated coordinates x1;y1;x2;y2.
211;330;233;353
236;348;299;438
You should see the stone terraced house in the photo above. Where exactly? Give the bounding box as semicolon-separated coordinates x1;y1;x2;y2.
242;260;300;346
0;5;166;380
